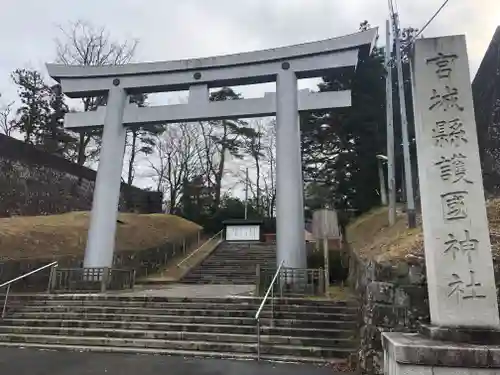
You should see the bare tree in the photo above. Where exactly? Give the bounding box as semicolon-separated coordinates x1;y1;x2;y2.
147;123;201;213
0;100;15;137
124;94;164;186
233;119;277;218
191;88;259;213
55;20;138;165
244;119;265;212
260;121;277;218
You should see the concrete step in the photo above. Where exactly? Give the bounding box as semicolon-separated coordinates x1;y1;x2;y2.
23;300;357;313
7;312;358;329
183;272;262;275
0;326;357;348
194;265;273;268
0;333;354;358
180;278;255;282
178;279;258;284
10;306;357;321
0;319;356;339
9;295;358;308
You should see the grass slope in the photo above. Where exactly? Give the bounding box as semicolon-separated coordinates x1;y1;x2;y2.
347;199;500;264
0;212;201;261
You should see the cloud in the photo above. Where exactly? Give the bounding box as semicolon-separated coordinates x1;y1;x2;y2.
1;0;498;192
1;0;497;102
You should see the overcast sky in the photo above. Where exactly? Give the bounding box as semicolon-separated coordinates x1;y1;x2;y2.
1;0;498;192
1;0;498;103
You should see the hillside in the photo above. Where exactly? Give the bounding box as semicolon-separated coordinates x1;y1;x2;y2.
0;212;201;261
346;199;500;264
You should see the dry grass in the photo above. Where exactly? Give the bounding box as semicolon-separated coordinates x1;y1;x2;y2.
0;211;201;261
347;199;500;264
346;204;425;263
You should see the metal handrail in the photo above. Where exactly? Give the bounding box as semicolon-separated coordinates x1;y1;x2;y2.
1;261;58;318
255;259;285;361
176;230;224;268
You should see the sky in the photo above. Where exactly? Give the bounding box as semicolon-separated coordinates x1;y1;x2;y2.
0;0;499;192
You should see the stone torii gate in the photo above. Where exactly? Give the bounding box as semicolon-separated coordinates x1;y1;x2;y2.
46;28;377;271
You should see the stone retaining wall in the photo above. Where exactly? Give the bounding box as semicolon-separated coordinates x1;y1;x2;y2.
348;251;429;375
0;134;162;216
349;248;500;374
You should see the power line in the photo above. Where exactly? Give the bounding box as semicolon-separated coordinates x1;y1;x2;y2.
385;0;452;67
408;0;452;46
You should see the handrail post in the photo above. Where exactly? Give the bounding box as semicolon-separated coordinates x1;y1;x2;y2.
257;318;261;361
271;282;275;326
47;264;56;293
2;284;11;319
101;267;109;293
51;265;58;292
255;264;261;296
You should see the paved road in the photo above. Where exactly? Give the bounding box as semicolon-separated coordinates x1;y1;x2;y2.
0;348;345;375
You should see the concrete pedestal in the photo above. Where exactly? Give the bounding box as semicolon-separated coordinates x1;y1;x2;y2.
383;332;500;375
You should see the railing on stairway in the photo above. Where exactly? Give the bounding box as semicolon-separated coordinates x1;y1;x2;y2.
254;259;284;361
0;261;58;319
176;229;224;269
51;267;135;292
135;229;203;279
256;266;325;297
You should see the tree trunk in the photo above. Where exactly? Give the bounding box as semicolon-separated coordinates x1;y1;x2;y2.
213;124;228;212
214;152;225;211
77;133;87;165
169;189;177;214
127;130;137;185
255;157;261;213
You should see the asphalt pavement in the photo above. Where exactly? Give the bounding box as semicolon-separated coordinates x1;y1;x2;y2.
0;347;347;375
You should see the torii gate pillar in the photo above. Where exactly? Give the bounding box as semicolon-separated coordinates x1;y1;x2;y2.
276;67;306;268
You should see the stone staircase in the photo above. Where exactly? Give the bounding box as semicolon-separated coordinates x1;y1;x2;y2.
182;242;276;284
0;294;359;363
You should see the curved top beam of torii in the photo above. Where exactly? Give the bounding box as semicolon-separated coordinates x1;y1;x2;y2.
47;28;377;80
46;28;378;128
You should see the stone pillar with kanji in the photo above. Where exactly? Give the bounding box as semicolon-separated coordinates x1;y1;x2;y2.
383;35;500;375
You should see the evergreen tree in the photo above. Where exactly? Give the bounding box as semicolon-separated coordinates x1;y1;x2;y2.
41;84;76;156
202;87;259;212
125;94;164;185
11;69;50;144
301;21;387;214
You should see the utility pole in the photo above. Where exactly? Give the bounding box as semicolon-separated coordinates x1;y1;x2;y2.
385;19;397;226
244;167;249;220
391;10;417;228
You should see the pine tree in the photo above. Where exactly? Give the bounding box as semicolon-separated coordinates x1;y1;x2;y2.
41;84;77;156
11;69;50;144
204;87;259;212
301;21;387;214
125;94;164;185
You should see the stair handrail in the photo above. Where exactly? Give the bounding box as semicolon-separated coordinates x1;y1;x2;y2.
254;259;284;361
0;261;58;318
176;229;224;268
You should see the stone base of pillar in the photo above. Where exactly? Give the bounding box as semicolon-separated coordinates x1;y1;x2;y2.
383;331;500;375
